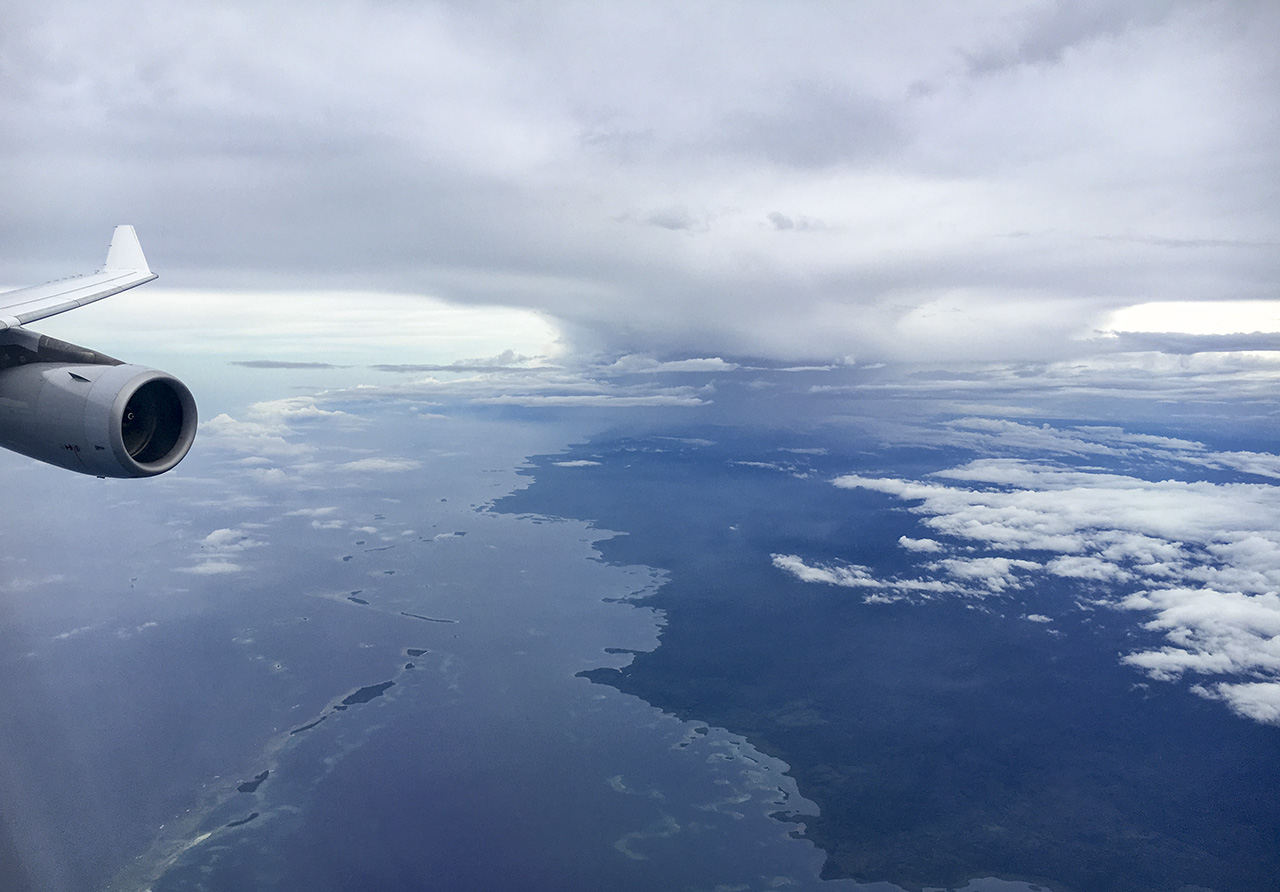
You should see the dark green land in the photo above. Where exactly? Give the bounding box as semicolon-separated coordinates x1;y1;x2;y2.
236;771;269;794
341;681;395;706
290;716;327;735
399;613;455;624
497;431;1280;892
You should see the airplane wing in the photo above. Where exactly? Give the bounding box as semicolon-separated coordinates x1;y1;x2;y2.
0;225;158;331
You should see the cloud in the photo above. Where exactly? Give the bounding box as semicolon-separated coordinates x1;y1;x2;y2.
793;422;1280;724
198;398;366;468
178;526;267;575
767;211;825;232
231;360;345;369
53;624;98;641
639;207;706;232
1117;589;1280;681
772;554;882;589
929;556;1041;592
473;394;706;408
1197;681;1280;725
4;573;68;592
370;350;544;374
811;350;1280;423
244;467;293;486
200;528;264;552
1046;555;1132;582
771;553;959;597
1103;332;1280;355
336;458;422;473
178;560;244;576
552;460;601;468
898;537;944;553
836;464;1280;558
305;361;713;410
1102;300;1280;336
200;413;312;458
246;398;360;428
602;355;740;374
4;2;1276;364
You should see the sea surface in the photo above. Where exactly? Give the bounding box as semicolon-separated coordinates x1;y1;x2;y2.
0;396;864;892
3;360;1277;892
136;411;843;892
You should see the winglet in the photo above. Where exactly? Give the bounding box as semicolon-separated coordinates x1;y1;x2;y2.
103;225;151;274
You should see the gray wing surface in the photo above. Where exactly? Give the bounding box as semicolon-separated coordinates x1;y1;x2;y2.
0;225;158;331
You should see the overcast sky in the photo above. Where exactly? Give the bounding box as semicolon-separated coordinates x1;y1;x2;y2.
2;0;1278;363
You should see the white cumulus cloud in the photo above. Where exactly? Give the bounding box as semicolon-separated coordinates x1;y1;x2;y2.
337;458;422;473
803;424;1280;725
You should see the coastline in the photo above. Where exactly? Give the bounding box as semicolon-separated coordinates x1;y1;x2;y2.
493;424;1280;892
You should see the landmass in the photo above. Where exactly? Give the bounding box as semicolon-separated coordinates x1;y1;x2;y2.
236;771;269;794
341;681;395;706
400;612;456;624
498;430;1280;892
290;717;327;735
225;813;259;829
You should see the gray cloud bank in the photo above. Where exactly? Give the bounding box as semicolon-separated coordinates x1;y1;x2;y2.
3;1;1278;363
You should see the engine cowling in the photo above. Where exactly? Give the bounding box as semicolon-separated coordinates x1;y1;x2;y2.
0;362;197;477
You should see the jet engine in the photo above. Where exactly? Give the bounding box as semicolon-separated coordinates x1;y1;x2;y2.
0;226;195;478
0;336;197;478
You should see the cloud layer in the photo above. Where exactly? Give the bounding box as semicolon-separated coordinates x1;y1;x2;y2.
3;1;1278;362
775;421;1280;725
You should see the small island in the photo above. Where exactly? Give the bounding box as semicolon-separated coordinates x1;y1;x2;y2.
400;612;456;624
289;716;327;735
341;681;395;706
236;770;269;794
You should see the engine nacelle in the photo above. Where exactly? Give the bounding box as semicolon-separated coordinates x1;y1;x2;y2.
0;362;197;477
